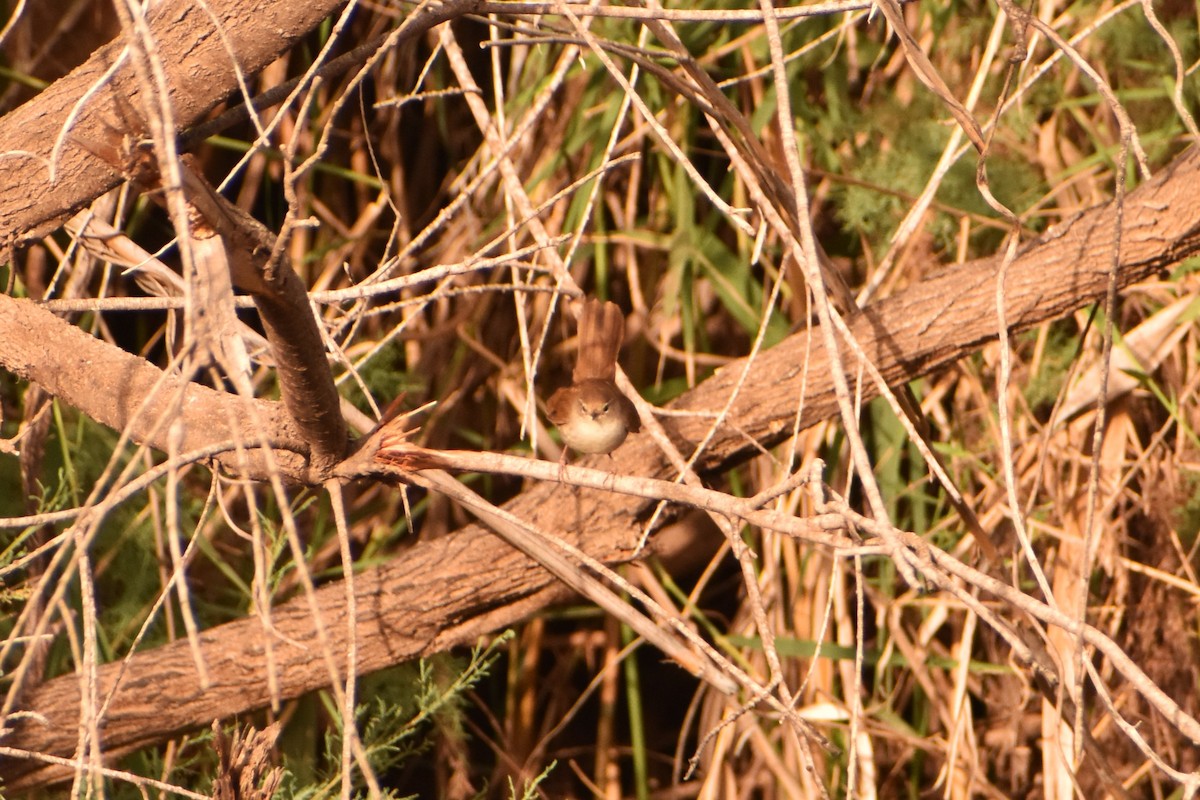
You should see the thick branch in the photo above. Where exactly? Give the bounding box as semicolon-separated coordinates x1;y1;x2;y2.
669;147;1200;466
0;0;498;260
0;0;349;260
0;0;494;480
174;162;348;471
0;294;314;482
6;145;1200;789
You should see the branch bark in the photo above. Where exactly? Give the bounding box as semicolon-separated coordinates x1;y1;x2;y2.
5;144;1199;789
171;159;349;473
0;293;314;482
3;0;1199;788
0;0;351;261
0;0;488;482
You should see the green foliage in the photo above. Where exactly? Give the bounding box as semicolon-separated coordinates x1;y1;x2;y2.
278;636;509;798
507;762;557;800
1022;320;1082;412
341;339;428;417
1097;9;1200;81
730;633;1010;673
866;391;929;531
4;0;1199;794
1175;472;1200;547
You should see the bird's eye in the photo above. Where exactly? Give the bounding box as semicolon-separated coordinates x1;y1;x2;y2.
601;402;609;412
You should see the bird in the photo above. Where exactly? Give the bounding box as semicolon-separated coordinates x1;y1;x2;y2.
546;298;640;457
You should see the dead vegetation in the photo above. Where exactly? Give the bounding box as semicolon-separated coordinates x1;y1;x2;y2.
1;0;1200;797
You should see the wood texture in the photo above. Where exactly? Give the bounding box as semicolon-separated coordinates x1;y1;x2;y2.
0;0;349;260
0;293;313;482
6;144;1200;789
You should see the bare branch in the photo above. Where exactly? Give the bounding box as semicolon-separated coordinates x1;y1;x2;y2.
0;294;313;483
6;141;1200;788
0;0;351;259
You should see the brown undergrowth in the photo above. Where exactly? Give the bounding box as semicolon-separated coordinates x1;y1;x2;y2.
1;0;1200;797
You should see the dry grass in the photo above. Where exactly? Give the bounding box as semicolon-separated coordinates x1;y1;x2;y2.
2;0;1200;797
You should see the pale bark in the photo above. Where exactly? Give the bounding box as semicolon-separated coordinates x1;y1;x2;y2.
5;144;1200;789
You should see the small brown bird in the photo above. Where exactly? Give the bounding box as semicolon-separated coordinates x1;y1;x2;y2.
546;298;640;456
